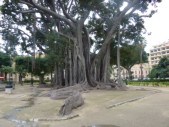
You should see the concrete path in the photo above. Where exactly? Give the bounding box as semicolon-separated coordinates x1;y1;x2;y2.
45;87;169;127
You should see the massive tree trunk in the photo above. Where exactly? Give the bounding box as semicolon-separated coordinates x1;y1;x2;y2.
83;28;97;87
68;48;73;86
65;52;69;87
127;68;133;80
39;75;45;84
73;43;77;84
76;22;87;83
101;44;110;83
19;73;23;86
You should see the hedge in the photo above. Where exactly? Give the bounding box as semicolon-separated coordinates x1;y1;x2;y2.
128;80;169;86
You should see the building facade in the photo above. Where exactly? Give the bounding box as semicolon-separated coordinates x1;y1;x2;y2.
131;63;150;79
149;42;169;67
111;63;151;80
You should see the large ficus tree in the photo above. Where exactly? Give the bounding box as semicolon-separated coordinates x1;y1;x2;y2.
0;0;161;88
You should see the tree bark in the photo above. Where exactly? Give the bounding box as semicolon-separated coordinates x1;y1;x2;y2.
73;43;77;84
102;44;110;83
39;75;45;84
19;73;23;86
65;48;69;87
69;48;73;86
58;91;84;116
127;68;133;80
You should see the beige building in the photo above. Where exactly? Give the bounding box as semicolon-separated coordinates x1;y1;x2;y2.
149;42;169;67
131;63;150;79
111;63;151;80
6;52;51;83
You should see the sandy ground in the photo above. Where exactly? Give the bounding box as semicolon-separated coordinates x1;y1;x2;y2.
0;85;159;127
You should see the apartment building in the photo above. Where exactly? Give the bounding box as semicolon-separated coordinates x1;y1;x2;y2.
149;42;169;67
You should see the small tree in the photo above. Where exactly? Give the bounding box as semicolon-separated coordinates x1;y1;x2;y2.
149;57;169;79
0;52;12;80
30;57;51;85
15;56;31;85
111;43;148;80
0;65;13;80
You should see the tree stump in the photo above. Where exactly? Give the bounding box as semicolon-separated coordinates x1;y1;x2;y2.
58;91;84;116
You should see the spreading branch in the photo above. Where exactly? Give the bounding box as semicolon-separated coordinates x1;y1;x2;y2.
92;0;141;66
19;0;76;30
58;0;76;23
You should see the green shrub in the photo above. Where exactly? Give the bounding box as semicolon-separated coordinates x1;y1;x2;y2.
24;79;40;83
128;80;169;87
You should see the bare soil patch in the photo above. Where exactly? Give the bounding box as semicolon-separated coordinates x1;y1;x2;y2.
0;85;155;127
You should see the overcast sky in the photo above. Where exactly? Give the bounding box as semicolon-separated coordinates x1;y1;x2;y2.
144;0;169;52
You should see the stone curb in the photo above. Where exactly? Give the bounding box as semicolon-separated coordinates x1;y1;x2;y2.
30;114;79;122
106;90;161;109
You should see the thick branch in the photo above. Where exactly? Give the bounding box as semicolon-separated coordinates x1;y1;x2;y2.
68;0;74;13
19;0;34;7
57;32;75;42
19;29;31;38
21;10;40;13
36;42;47;53
19;0;75;30
92;0;140;66
58;0;76;23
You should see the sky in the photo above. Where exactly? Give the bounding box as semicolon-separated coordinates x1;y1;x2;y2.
0;1;169;53
144;0;169;52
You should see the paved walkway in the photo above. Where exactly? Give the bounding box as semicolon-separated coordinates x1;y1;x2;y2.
41;86;169;127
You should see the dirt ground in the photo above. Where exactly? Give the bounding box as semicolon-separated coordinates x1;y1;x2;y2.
0;85;157;127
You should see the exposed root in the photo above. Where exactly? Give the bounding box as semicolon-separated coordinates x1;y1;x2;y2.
96;81;117;90
58;91;84;116
41;84;87;99
41;80;121;100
